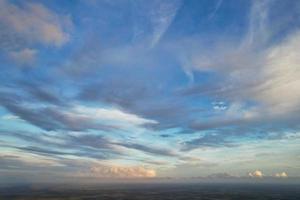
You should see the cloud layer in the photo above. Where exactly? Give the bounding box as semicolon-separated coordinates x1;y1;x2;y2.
0;0;300;181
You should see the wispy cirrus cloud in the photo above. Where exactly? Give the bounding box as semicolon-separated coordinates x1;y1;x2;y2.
148;0;182;47
0;88;155;132
130;0;182;47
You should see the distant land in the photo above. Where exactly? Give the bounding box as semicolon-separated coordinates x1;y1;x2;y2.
1;182;300;200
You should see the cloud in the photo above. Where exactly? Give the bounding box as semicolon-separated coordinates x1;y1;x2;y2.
77;77;195;132
248;170;263;178
148;0;182;47
1;114;20;121
1;0;300;180
0;153;156;182
212;101;227;111
71;105;157;126
65;134;179;159
181;134;235;151
0;130;123;161
208;0;223;20
0;154;156;181
254;31;300;115
113;142;177;157
0;89;154;131
89;165;156;178
17;146;110;160
20;82;65;106
9;48;37;66
0;129;182;161
129;0;182;47
275;172;288;178
176;0;300;139
0;0;71;47
0;154;62;172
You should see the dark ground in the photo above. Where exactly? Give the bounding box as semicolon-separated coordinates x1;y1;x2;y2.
0;183;299;200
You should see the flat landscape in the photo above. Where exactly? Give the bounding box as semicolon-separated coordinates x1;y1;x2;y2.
1;183;300;200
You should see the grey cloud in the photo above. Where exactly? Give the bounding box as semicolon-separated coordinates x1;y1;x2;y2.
0;96;63;131
17;146;109;160
181;134;236;151
66;134;194;160
0;91;120;132
0;130;184;161
0;130;121;160
113;142;177;157
78;80;193;132
18;146;73;157
68;134;113;150
19;82;65;106
189;118;244;132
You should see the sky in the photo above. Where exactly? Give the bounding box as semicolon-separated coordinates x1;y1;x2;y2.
0;0;300;183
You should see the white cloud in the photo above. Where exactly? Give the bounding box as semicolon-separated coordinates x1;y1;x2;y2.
242;0;270;48
0;0;71;47
89;165;156;178
181;0;300;122
212;101;227;111
1;114;20;121
70;105;157;126
248;170;263;178
275;172;288;178
9;48;37;66
254;31;300;115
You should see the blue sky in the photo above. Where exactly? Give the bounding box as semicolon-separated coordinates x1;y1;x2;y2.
0;0;300;182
